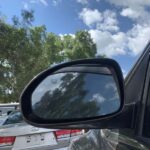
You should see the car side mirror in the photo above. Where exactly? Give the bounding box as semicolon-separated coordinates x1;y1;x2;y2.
20;58;124;129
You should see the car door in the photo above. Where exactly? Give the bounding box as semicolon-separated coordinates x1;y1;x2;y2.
106;42;150;149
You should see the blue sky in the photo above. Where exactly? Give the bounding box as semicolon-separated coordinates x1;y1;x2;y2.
0;0;150;76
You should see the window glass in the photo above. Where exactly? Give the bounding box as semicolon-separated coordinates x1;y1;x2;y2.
3;111;23;125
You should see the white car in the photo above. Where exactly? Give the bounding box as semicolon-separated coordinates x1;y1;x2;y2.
0;111;85;150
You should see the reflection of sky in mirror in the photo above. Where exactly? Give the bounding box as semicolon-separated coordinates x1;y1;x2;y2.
105;82;119;101
82;74;120;115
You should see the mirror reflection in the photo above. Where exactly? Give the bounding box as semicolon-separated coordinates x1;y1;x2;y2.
32;70;120;120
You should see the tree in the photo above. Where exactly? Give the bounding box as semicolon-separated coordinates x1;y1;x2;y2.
33;73;100;119
0;10;97;103
63;31;96;60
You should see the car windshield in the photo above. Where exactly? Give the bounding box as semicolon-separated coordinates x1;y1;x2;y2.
0;0;150;149
3;111;24;125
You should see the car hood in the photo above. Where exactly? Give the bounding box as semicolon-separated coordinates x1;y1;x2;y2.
0;123;57;137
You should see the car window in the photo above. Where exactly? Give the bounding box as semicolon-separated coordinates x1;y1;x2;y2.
3;111;24;125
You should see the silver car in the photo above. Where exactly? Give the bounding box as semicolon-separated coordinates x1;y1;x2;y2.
0;111;85;150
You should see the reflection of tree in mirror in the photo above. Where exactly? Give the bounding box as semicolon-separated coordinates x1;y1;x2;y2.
33;73;101;119
33;72;120;120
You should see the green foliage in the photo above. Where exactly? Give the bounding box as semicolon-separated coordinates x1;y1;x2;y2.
0;10;98;103
34;73;100;119
64;31;96;60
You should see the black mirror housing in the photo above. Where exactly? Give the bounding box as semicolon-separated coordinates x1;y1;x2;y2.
20;58;124;129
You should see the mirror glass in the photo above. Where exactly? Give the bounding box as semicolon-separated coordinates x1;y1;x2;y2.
31;67;121;120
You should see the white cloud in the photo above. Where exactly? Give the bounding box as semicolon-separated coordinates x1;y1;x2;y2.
121;7;141;19
96;10;119;32
105;82;117;91
79;8;103;27
23;2;29;10
79;8;127;57
79;8;119;32
29;0;48;6
78;2;150;57
107;0;150;24
77;0;101;5
121;7;150;24
52;0;62;6
92;93;105;104
106;0;150;7
89;29;126;57
127;24;150;56
100;0;150;56
89;23;150;57
77;0;88;5
79;8;125;57
39;0;48;6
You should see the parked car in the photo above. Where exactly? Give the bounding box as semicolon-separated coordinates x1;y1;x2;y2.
20;42;150;149
0;110;85;150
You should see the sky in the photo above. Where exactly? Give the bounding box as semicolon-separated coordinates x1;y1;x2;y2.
0;0;150;76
